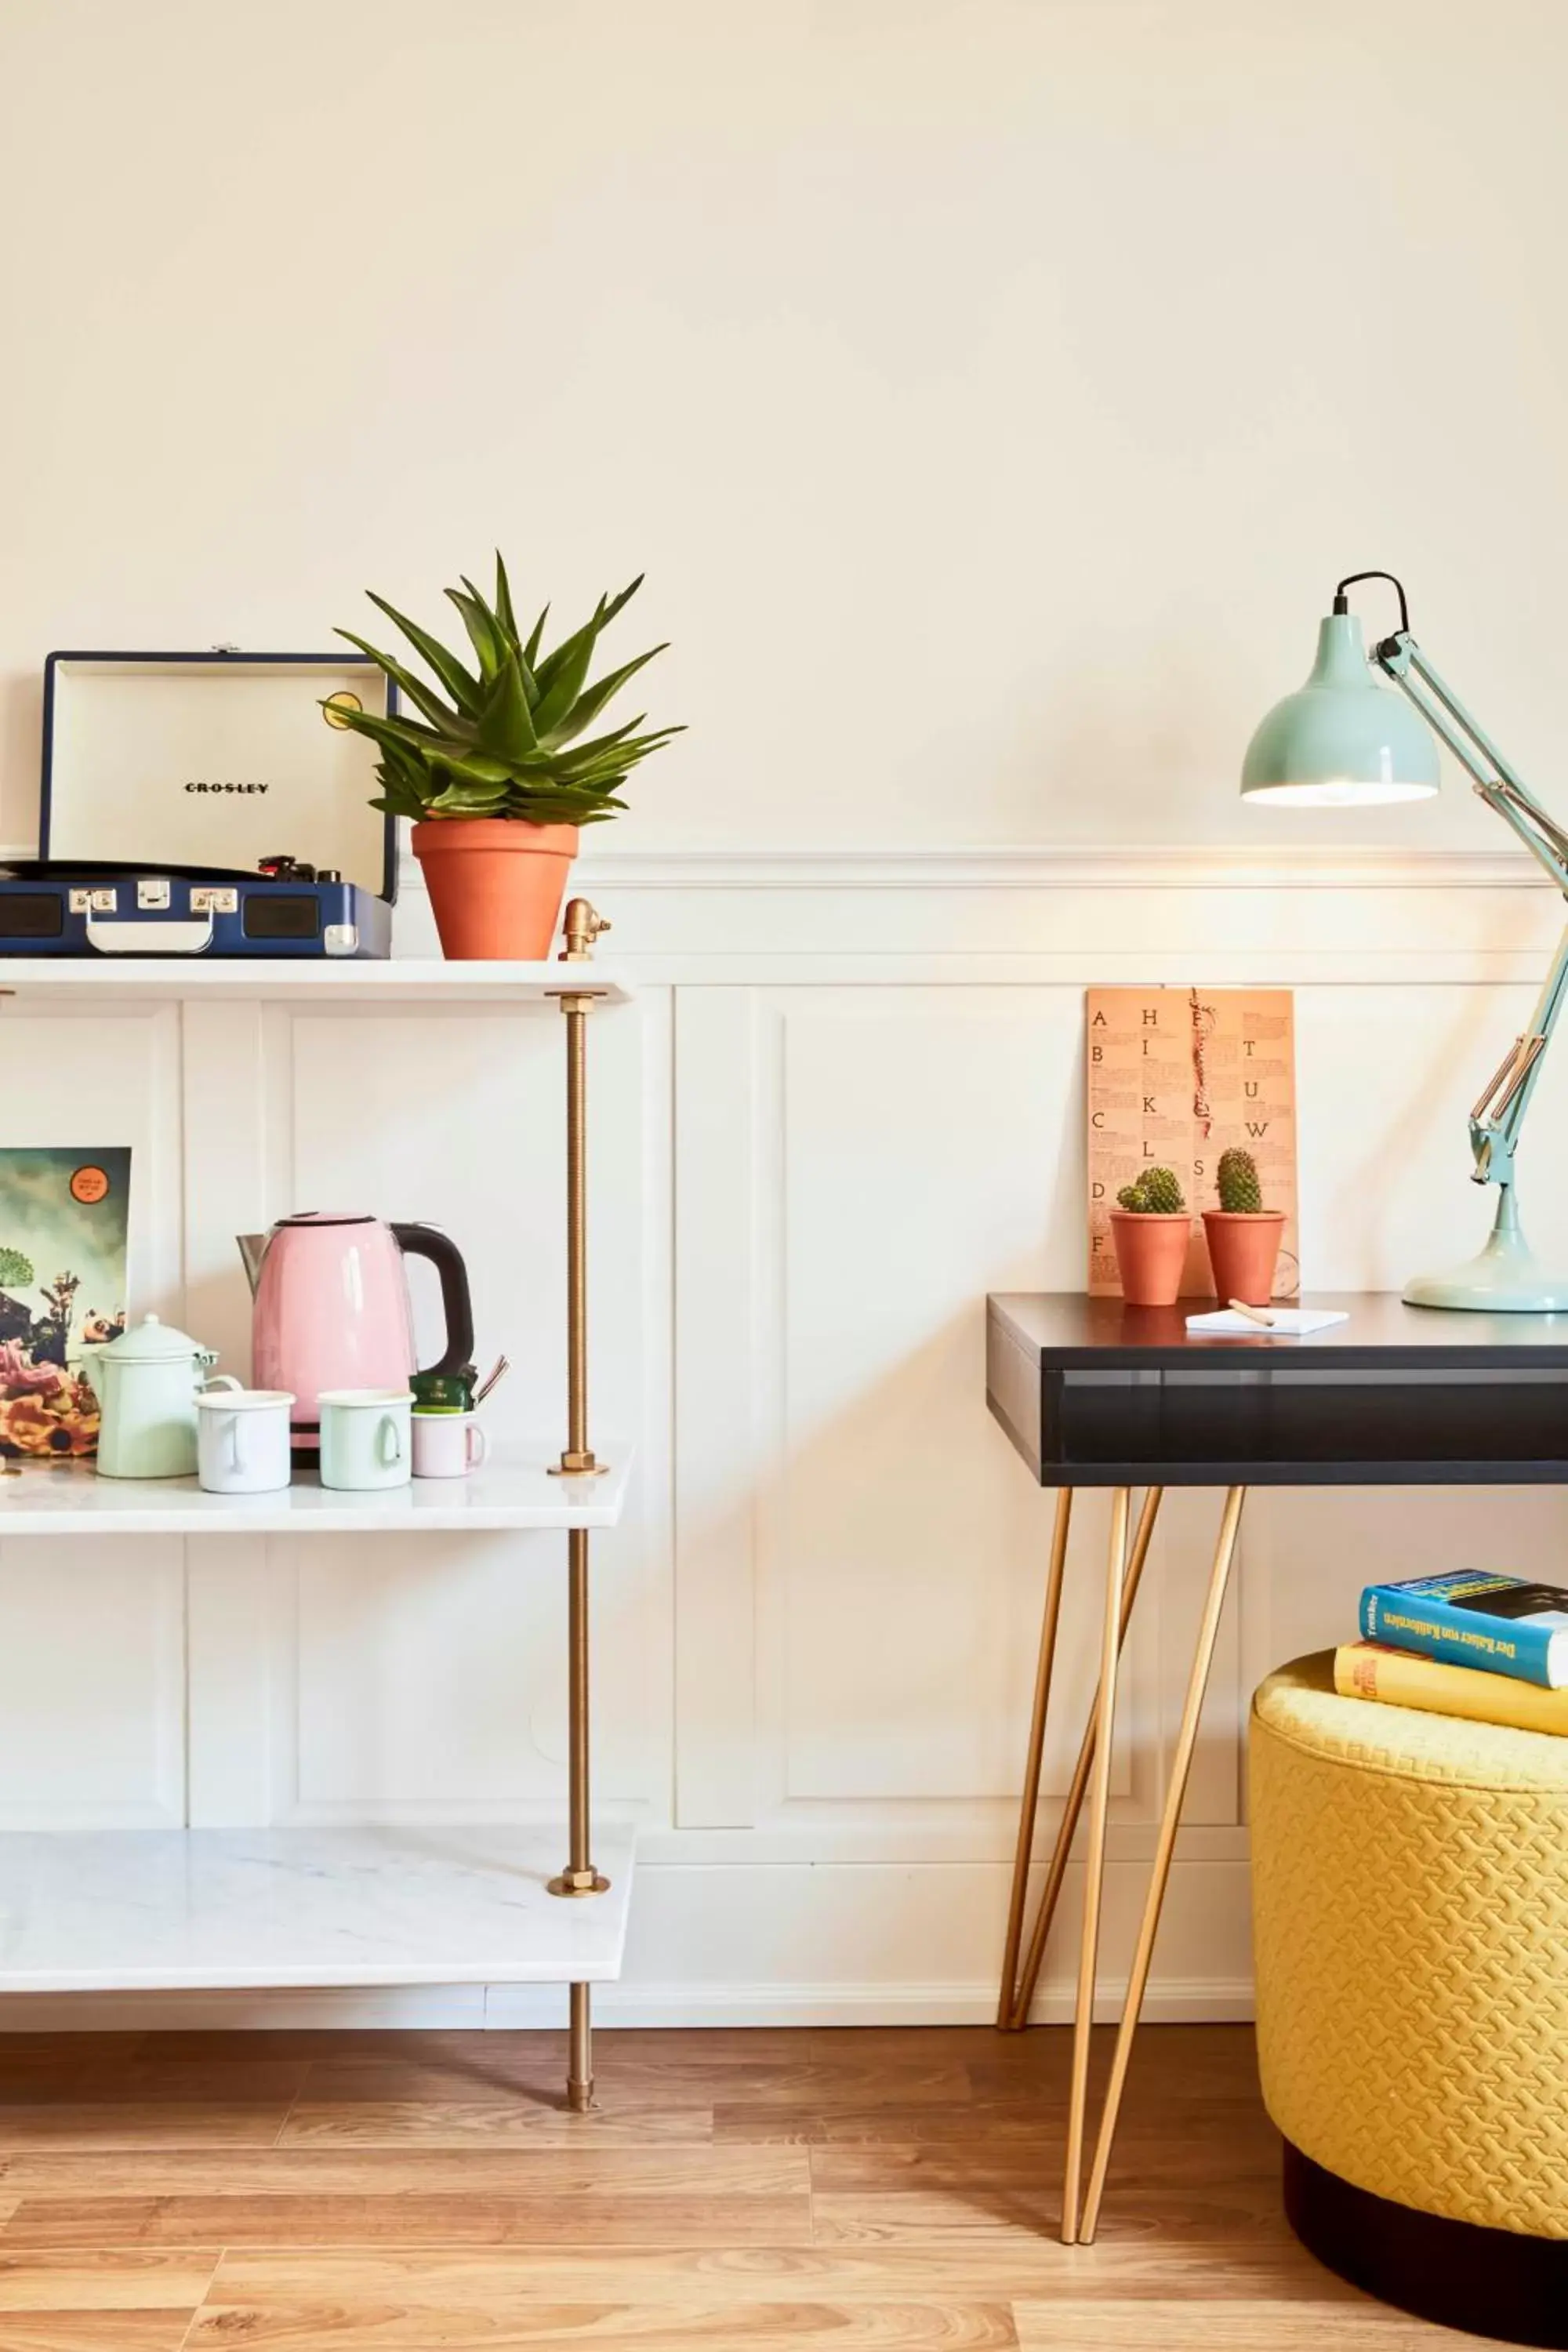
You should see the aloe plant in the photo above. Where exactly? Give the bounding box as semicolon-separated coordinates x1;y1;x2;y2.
325;555;682;826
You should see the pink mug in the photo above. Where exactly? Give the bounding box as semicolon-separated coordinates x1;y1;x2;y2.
412;1411;488;1479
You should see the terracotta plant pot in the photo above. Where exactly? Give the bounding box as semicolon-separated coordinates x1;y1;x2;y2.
1109;1212;1193;1308
1203;1210;1286;1306
412;819;579;961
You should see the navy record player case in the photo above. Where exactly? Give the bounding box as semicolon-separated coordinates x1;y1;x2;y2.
2;649;402;957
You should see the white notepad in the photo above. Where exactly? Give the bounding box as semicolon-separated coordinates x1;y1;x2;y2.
1185;1307;1350;1337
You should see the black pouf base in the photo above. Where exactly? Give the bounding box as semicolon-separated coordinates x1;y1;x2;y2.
1285;2140;1568;2349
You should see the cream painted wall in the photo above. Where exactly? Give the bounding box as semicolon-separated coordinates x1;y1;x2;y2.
2;0;1565;853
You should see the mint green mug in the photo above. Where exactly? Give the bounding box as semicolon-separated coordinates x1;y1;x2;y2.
318;1388;413;1490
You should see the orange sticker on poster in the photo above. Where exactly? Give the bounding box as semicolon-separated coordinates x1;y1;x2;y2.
69;1164;111;1204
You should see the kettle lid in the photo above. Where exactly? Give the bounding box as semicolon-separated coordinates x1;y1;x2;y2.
95;1312;210;1363
275;1211;376;1229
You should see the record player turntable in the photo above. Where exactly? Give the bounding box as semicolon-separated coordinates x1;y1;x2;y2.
1;650;399;957
0;853;392;958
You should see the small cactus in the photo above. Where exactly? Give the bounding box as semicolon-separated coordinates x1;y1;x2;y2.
1140;1166;1186;1214
1215;1147;1263;1214
1116;1167;1185;1214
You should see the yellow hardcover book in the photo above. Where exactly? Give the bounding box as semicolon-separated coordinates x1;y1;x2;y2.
1334;1640;1568;1735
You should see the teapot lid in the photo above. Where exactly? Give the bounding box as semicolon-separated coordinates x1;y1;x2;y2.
94;1312;209;1363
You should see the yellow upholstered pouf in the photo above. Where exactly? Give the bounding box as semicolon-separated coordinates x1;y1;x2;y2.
1250;1651;1568;2344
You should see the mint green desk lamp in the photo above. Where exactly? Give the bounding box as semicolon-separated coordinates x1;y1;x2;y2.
1243;570;1568;1311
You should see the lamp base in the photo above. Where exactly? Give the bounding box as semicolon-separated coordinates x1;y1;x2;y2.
1404;1186;1568;1313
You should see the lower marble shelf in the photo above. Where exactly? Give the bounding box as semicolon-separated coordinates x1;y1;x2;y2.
0;1823;635;1991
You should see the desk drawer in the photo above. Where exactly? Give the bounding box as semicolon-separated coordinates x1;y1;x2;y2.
1044;1365;1568;1484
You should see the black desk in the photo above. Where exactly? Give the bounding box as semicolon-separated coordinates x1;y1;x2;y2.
984;1290;1568;2246
988;1290;1568;1486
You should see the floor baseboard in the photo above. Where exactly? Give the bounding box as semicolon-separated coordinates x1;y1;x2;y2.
0;1975;1256;2033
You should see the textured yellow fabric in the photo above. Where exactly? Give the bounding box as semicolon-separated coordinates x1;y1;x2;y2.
1250;1651;1568;2238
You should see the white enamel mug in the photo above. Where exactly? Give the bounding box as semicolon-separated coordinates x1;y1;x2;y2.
412;1411;488;1480
318;1388;413;1490
195;1387;295;1494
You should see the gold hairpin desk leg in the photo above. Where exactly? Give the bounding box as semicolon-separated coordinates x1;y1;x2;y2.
1061;1485;1130;2244
996;1488;1073;2027
1076;1484;1247;2244
547;900;613;2117
1000;1487;1163;2033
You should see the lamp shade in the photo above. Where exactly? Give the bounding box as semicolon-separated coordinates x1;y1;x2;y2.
1241;613;1441;806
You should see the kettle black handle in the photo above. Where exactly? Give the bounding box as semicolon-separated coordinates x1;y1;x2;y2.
390;1223;475;1380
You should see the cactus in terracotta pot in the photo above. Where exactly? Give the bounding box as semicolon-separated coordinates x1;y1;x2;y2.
1109;1168;1191;1305
1203;1147;1286;1305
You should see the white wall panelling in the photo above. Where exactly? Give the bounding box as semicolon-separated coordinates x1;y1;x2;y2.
0;1001;185;1829
4;848;1568;2027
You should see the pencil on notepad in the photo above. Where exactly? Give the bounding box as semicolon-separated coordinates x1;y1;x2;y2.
1228;1299;1276;1326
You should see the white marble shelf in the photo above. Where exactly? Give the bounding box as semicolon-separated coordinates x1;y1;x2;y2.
0;1449;630;1535
0;957;630;1005
0;1823;635;1991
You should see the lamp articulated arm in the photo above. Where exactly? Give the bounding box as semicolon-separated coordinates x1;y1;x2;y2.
1341;573;1568;1199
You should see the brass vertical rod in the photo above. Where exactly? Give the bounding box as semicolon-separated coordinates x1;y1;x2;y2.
1077;1485;1247;2245
1007;1486;1163;2030
1061;1486;1129;2245
549;941;610;2120
568;1980;593;2114
564;996;592;1472
549;993;608;1894
568;1527;591;1878
996;1488;1073;2027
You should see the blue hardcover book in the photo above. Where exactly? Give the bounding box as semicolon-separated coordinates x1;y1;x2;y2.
1359;1572;1568;1690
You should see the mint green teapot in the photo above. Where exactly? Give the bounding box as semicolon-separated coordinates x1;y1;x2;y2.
82;1314;238;1479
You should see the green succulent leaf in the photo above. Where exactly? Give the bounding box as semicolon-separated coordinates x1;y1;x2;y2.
531;597;607;706
369;781;427;820
532;576;645;705
476;652;539;760
445;587;507;683
317;700;456;760
375;741;435;802
428;746;515;786
331;556;681;830
599;575;644;630
334;631;466;735
429;775;512;813
486;558;542;705
462;575;505;633
557;728;684;788
541;644;668;748
492;550;518;644
545;716;648;773
365;593;483;716
531;623;603;741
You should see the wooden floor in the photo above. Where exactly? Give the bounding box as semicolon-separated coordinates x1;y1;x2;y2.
0;2021;1492;2348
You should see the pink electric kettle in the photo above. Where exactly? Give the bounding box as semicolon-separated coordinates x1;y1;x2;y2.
241;1214;475;1461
